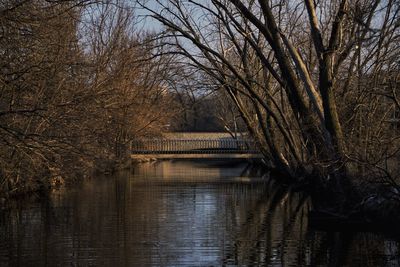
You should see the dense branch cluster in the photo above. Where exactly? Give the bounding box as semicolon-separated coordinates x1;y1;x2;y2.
0;0;176;196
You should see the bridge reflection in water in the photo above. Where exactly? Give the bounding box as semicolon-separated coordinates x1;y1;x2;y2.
130;138;263;159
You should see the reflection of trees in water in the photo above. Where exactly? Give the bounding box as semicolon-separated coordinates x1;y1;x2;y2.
1;164;399;266
220;176;311;265
221;176;400;266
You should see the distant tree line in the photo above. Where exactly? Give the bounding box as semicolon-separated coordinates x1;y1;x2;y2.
170;93;247;132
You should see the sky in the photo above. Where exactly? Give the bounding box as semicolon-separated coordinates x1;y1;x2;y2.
135;0;164;33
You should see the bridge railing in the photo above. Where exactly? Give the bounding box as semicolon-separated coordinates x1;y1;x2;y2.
130;139;259;154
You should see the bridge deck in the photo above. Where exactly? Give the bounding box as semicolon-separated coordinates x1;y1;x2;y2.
130;138;261;159
131;153;263;159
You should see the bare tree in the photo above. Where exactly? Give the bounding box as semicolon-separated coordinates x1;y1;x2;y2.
139;0;400;212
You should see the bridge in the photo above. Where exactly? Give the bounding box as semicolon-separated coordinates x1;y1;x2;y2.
130;138;263;159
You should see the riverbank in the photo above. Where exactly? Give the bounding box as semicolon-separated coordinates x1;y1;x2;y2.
0;156;134;203
293;170;400;232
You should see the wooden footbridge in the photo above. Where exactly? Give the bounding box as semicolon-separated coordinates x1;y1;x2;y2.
130;138;263;159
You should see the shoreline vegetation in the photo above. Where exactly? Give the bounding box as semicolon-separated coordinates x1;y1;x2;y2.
1;1;400;230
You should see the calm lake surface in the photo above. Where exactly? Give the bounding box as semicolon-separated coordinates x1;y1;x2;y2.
0;160;399;266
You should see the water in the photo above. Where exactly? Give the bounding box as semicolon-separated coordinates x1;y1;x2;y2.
0;160;399;266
